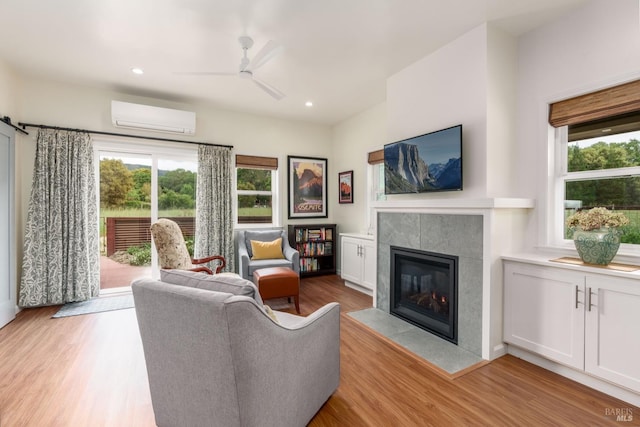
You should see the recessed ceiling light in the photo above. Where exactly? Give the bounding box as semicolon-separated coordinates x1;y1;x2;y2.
602;128;612;132
305;101;313;107
131;67;144;75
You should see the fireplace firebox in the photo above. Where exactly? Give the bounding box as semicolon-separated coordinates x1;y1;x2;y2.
390;246;458;344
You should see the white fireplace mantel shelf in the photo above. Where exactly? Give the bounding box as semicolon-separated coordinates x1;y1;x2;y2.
371;197;535;211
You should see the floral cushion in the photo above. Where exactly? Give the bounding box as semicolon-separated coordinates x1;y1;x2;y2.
150;218;194;270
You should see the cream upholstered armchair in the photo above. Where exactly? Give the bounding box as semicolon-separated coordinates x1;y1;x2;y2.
150;218;226;274
132;270;340;427
237;229;300;280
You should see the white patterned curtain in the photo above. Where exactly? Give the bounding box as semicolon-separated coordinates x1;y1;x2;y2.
19;129;100;307
196;145;234;272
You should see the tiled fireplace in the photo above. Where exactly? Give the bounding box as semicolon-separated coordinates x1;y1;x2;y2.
377;212;483;356
373;199;533;360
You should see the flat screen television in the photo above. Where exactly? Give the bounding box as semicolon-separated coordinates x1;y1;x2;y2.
384;124;462;194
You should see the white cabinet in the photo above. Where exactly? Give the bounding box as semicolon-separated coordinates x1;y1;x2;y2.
340;234;376;293
504;260;640;394
503;263;585;369
584;275;640;393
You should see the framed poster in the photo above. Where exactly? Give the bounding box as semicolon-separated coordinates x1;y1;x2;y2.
338;170;353;204
287;155;328;218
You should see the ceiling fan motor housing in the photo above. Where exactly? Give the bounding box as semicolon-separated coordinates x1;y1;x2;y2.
238;36;254;50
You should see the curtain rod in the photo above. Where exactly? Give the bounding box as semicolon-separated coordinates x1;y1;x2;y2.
17;122;233;149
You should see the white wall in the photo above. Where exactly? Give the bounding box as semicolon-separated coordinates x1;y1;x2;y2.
386;24;489;199
331;102;386;235
486;25;517;198
0;60;17;118
516;0;640;249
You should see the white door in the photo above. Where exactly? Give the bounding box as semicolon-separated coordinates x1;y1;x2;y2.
585;274;640;393
0;122;16;328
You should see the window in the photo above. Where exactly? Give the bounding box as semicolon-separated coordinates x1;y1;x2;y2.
235;155;278;226
366;149;386;234
370;162;385;202
556;111;640;245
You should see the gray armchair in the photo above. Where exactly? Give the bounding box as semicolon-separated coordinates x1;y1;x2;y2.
132;275;340;427
237;229;300;280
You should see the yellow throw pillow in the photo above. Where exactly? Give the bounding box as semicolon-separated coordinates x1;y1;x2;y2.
250;238;285;260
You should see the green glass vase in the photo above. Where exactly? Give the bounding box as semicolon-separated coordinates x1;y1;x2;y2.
572;227;622;265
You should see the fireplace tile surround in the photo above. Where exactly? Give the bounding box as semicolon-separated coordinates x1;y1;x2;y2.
377;212;484;356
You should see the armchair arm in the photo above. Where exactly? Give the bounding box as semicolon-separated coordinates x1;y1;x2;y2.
192;255;226;274
237;241;251;279
282;238;300;275
274;302;339;329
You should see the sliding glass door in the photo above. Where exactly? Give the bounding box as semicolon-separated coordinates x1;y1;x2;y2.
95;139;197;291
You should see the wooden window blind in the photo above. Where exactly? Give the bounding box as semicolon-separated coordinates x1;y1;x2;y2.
549;79;640;128
368;149;384;165
235;155;278;170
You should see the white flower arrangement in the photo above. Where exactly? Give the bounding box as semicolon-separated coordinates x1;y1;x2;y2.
566;207;629;232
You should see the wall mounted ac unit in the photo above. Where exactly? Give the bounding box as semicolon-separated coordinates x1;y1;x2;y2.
111;101;196;135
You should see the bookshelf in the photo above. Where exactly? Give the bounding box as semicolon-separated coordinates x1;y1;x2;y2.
287;224;337;276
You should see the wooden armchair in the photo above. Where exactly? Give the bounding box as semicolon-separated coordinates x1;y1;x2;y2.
150;218;226;274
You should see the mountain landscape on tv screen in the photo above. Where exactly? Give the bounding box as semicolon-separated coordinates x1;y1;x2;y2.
384;142;461;193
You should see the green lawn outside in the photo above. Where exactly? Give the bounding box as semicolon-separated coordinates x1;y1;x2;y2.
238;207;271;216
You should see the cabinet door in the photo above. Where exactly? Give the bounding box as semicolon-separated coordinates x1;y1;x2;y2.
503;262;585;369
585;275;640;393
361;239;376;291
341;237;362;283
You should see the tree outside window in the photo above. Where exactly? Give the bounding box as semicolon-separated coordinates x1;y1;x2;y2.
562;112;640;244
237;167;274;224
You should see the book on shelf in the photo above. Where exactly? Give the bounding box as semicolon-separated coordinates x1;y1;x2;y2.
296;227;334;242
300;257;319;272
296;242;333;256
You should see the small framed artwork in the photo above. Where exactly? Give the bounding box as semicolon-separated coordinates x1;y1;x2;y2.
287;155;328;218
338;170;353;204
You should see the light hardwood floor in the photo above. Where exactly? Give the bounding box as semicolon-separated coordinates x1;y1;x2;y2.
0;275;637;426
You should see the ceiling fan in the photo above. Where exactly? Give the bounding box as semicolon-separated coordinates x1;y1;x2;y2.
177;36;285;100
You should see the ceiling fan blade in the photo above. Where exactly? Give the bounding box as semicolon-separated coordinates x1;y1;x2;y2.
246;40;282;71
173;71;236;76
252;78;285;100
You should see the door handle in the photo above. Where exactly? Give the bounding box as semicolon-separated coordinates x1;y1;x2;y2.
588;287;597;312
575;285;583;309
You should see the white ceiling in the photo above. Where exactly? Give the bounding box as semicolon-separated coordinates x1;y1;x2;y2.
0;0;586;125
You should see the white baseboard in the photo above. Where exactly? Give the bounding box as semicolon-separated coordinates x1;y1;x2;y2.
343;280;373;297
507;345;640;407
